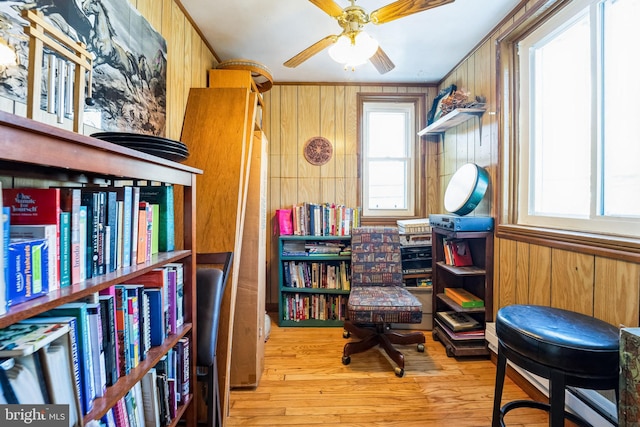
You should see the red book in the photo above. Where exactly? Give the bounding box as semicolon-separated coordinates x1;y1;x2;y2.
3;188;61;289
450;239;473;267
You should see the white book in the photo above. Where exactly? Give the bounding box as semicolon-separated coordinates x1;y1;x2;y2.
141;369;161;427
10;223;58;291
86;303;107;398
40;340;82;427
133;381;146;427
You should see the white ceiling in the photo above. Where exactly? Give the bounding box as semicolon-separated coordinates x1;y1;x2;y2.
178;0;521;84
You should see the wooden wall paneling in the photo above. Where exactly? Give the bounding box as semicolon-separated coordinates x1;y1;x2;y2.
280;177;298;207
594;258;640;327
550;249;594;315
498;238;518;308
180;87;253;424
297;86;321;182
333;177;346;206
528;244;552;306
344;86;359;157
515;241;530;304
334;85;346;201
320;86;336;182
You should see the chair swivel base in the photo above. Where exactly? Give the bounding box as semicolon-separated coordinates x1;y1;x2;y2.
342;321;425;377
496;399;591;427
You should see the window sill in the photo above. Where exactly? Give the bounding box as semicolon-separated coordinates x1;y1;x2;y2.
496;224;640;263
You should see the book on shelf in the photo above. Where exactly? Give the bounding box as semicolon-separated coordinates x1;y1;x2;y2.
435;318;486;341
41;302;96;414
286;202;360;236
86;302;107;398
174;336;189;404
275;208;293;236
436;311;482;332
444;287;484;308
0;198;7;316
137;201;149;264
164;262;184;329
449;239;473;267
141;368;161;427
113;285;132;376
99;293;119;387
139;185;175;252
10;223;58;291
3;188;61;290
78;206;87;281
0;346;50;405
59;188;82;285
59;211;71;287
6;237;49;307
19;316;85;417
80;189;106;278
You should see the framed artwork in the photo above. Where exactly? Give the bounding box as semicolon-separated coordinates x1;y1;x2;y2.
427;84;456;125
0;0;167;135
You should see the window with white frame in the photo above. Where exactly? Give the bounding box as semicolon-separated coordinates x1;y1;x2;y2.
361;101;416;217
516;0;640;237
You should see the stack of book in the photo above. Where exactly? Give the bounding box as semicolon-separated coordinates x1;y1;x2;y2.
282;261;351;291
444;287;484;308
435;311;485;340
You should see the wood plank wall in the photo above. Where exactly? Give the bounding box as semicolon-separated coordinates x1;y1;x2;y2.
261;84;438;305
435;0;640;328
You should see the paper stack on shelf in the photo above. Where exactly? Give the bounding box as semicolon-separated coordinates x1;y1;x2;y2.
396;218;431;234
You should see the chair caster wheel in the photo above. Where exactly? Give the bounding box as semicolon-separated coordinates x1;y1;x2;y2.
417;343;425;352
343;330;350;339
394;367;404;377
342;356;351;365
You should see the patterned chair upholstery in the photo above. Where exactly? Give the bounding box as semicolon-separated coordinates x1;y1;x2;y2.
342;226;426;377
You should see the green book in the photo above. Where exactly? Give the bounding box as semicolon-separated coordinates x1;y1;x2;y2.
139;185;174;252
60;211;71;287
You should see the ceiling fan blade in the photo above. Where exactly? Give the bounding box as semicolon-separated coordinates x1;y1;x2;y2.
370;0;455;25
369;47;395;74
284;35;338;68
309;0;344;17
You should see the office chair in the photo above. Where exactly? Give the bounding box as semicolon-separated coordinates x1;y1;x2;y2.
342;226;425;377
196;252;233;427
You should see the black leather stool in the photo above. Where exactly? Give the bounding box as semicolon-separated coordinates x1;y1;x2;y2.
492;305;619;427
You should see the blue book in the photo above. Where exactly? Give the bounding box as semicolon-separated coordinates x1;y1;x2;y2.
40;302;96;414
19;316;84;416
6;238;49;306
58;188;81;285
144;287;164;346
0;206;8;315
59;211;71;287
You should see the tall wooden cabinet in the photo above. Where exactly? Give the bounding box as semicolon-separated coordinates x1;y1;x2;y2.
0;111;201;426
181;69;268;421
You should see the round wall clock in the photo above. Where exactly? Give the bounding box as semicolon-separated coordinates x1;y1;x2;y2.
303;136;333;166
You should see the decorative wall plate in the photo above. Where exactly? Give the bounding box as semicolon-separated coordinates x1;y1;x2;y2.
303;136;333;166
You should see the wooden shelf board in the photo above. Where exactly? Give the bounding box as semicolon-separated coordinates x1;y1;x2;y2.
281;255;351;261
436;261;486;276
436;294;486;313
278;319;345;327
279;235;351;241
433;325;489;357
280;287;350;295
418;108;485;137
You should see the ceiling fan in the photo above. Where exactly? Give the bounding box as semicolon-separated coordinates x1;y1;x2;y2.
283;0;455;74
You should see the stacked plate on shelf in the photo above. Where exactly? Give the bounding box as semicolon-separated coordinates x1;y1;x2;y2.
91;132;189;163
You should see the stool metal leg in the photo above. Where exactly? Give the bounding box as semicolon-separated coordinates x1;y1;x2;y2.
492;344;508;427
549;370;566;427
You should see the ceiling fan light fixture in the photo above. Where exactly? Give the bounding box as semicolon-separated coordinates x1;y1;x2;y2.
328;32;378;69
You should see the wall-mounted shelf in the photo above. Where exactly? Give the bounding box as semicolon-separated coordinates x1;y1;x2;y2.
418;108;486;137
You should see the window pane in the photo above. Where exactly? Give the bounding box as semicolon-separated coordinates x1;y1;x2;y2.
368;111;406;158
367;160;406;210
602;0;640;217
531;12;591;217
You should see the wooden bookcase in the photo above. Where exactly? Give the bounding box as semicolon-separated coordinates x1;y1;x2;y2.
278;235;351;327
0;111;202;426
431;227;494;357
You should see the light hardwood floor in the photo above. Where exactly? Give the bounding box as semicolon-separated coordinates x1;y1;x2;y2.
226;319;549;426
